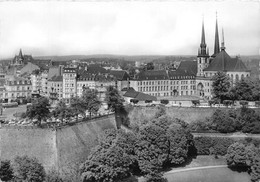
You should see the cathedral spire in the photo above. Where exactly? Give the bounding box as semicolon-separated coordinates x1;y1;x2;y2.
19;48;23;58
221;28;225;50
213;12;220;56
199;16;207;56
200;16;206;47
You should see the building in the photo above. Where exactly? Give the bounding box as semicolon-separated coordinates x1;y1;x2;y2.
130;15;250;100
1;78;32;103
48;75;63;101
30;70;48;96
195;16;250;99
62;67;77;102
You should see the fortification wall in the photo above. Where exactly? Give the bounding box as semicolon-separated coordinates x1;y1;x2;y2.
0;114;116;174
56;115;116;173
0;127;57;170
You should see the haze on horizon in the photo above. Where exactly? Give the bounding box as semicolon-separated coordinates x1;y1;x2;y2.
0;0;259;59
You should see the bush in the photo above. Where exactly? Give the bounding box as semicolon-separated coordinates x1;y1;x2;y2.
0;160;13;181
223;100;233;107
130;99;139;104
194;137;235;156
160;99;169;105
211;109;236;133
192;100;200;107
239;100;248;106
145;100;152;103
12;156;46;182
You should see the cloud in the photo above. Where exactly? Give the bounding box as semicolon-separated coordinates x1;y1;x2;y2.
0;1;259;58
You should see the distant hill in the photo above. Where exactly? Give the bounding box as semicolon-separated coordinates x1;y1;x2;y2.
1;54;259;63
34;54;196;63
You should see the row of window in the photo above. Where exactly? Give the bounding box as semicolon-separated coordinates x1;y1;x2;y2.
137;80;195;86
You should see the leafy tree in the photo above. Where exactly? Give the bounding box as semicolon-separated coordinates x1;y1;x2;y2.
223;100;233;107
211;71;231;103
233;79;254;101
82;87;101;118
226;142;258;168
0;160;13;181
80;129;137;182
130;99;139;105
160;99;169;105
211;109;236;133
52;100;73;123
251;155;260;182
192;100;200;107
12;156;45;182
136;117;191;175
105;86;125;129
70;96;86;121
145;100;152;103
25;97;50;125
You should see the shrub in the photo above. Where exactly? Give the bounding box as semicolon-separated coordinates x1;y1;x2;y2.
45;169;63;182
192;100;200;107
0;160;13;181
211;109;236;133
239;100;248;106
145;100;152;103
130;99;139;104
12;156;46;182
160;100;169;105
223;100;233;107
194;137;235;156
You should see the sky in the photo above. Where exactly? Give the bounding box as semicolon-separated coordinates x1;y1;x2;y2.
0;0;259;58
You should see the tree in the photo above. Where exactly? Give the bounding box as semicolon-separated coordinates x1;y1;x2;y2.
226;142;258;168
160;99;169;105
80;129;137;182
233;79;254;101
192;100;200;107
135;117;191;175
145;100;152;103
45;169;64;182
25;96;50;125
12;156;45;182
0;160;13;181
82;87;101;118
251;155;260;182
211;71;231;103
70;96;86;121
130;99;139;105
52;100;73;123
105;86;125;129
211;109;236;133
223;100;233;107
146;62;154;70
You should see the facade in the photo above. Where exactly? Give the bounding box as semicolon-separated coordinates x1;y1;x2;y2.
130;15;250;100
30;70;48;95
48;76;63;101
130;69;196;98
1;78;32;103
62;67;77;101
196;16;250;99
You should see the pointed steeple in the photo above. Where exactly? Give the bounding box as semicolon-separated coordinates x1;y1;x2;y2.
18;49;23;58
221;28;225;50
213;12;220;57
198;16;208;57
200;17;206;48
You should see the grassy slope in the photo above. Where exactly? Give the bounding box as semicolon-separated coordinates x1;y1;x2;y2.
129;107;216;124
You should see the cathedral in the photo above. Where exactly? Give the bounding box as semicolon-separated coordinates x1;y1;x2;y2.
195;15;250;99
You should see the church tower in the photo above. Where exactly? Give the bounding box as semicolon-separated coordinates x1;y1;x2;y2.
197;18;209;77
212;12;220;58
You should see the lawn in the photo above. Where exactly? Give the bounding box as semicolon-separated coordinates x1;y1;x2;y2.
1;105;27;120
164;166;250;182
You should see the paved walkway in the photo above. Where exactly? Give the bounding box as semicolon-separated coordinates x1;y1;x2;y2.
164;165;228;175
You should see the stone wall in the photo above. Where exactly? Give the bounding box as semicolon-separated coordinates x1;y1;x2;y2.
0;114;116;174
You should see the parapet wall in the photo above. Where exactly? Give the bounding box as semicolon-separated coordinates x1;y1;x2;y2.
0;115;116;173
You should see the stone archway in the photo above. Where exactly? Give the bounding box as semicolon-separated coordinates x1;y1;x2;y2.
197;83;204;97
